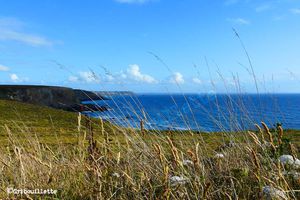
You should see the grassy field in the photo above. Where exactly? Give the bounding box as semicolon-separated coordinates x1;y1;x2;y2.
0;99;299;199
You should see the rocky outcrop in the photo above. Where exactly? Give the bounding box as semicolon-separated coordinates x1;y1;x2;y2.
0;85;105;111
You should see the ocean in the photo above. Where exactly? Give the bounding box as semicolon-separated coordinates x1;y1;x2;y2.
83;93;300;132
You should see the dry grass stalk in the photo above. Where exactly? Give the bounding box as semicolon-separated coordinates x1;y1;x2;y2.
163;165;169;185
153;144;165;165
248;131;261;146
278;125;284;145
254;172;261;182
163;188;171;200
77;112;81;132
261;122;273;143
225;192;233;200
276;162;290;191
251;149;260;172
289;143;297;160
140;120;145;137
1;110;299;199
262;176;277;186
261;122;276;152
255;123;264;141
100;118;104;136
28;154;52;169
116;151;121;165
166;136;180;166
203;182;211;199
187;148;199;168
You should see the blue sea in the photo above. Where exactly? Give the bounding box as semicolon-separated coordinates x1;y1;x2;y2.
83;94;300;132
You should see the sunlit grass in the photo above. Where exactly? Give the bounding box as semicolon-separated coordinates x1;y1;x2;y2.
0;99;299;199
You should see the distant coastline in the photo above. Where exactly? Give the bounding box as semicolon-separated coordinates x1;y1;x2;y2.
0;85;133;112
94;91;135;97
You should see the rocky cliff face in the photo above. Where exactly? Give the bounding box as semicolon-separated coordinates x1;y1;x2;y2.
0;85;104;111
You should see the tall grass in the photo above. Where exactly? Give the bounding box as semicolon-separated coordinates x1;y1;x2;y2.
1;110;299;199
1;31;299;199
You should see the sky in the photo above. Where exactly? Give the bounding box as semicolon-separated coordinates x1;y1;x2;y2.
0;0;300;93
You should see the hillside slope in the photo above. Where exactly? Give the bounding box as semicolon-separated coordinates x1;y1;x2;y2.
0;100;120;145
0;85;104;111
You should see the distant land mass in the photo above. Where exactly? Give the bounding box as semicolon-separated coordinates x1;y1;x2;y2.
94;91;135;97
0;85;132;112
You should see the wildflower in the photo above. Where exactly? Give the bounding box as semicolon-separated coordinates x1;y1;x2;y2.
182;159;193;166
262;186;287;200
215;153;225;159
279;155;294;165
293;158;300;169
112;172;120;178
279;155;300;169
292;171;300;180
169;176;188;186
282;171;300;180
228;140;236;147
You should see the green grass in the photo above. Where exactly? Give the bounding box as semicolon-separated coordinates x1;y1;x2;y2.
1;99;299;148
0;99;299;199
0;100;117;145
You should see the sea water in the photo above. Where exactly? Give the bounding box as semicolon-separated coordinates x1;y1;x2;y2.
83;93;300;132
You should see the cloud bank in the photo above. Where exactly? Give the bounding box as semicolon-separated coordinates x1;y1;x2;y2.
69;71;100;83
169;72;184;84
69;64;157;84
0;17;54;47
126;64;157;83
0;64;10;71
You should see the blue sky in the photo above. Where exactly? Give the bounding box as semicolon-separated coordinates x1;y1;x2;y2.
0;0;300;93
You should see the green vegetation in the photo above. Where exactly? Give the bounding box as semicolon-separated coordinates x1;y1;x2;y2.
0;100;299;199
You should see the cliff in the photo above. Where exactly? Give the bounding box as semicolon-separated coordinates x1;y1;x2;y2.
0;85;104;112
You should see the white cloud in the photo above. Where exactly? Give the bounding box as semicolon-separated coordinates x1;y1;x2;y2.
115;0;153;4
227;18;250;25
0;64;10;71
170;72;184;84
69;64;157;84
290;8;300;14
0;17;54;47
79;71;100;83
68;71;100;83
126;64;157;83
0;30;53;47
10;73;19;82
120;72;127;79
9;73;29;83
106;74;115;81
192;78;202;84
68;75;79;82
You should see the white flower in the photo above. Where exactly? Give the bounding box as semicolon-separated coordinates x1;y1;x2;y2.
169;176;188;186
293;158;300;169
215;153;225;159
279;155;294;165
112;172;120;178
262;186;287;200
283;171;300;180
182;159;193;166
279;155;300;169
228;140;236;147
